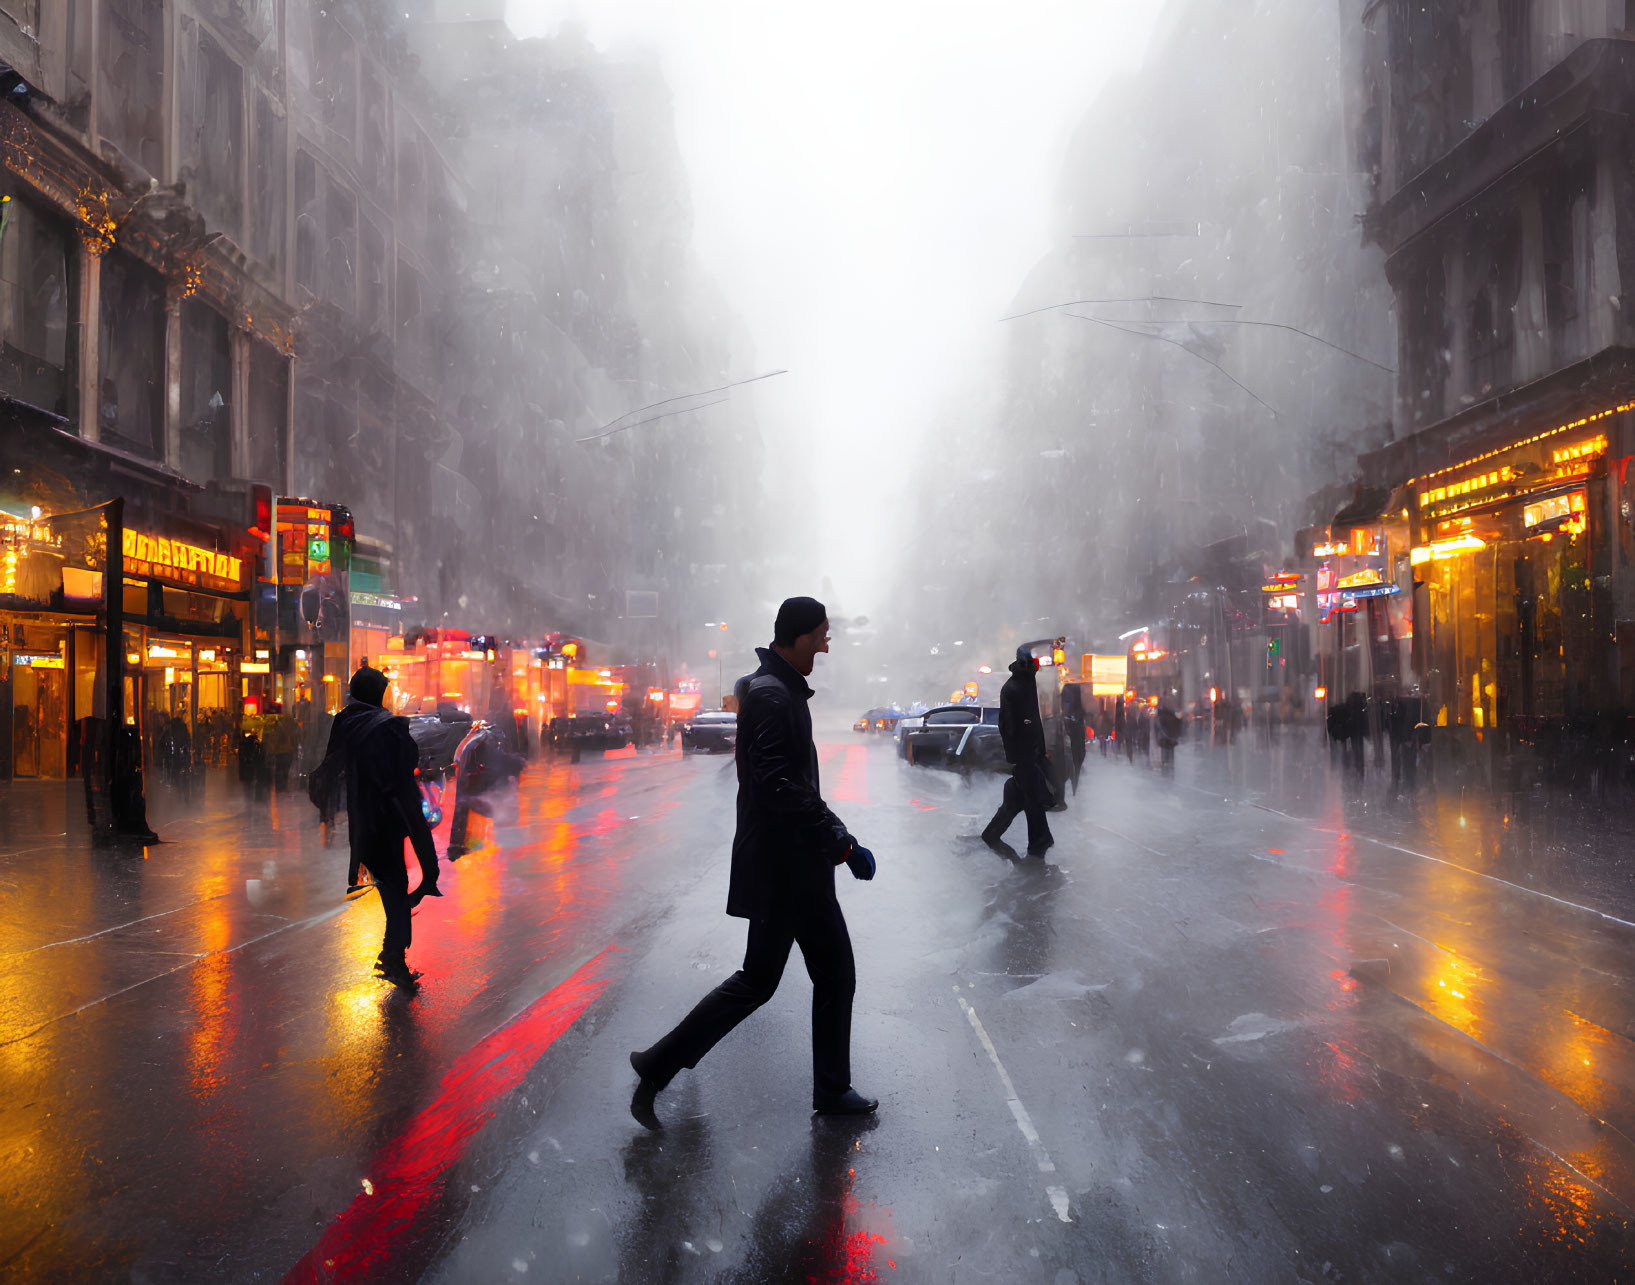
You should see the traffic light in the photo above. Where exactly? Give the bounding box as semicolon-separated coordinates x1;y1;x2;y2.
1267;638;1281;657
250;484;273;542
332;506;354;565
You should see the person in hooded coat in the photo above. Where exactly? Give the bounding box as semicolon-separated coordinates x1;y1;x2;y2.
628;596;879;1127
1061;682;1087;794
982;650;1056;856
312;666;442;991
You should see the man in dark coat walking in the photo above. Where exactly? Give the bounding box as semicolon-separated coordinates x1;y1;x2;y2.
629;597;879;1126
981;650;1055;856
312;666;442;992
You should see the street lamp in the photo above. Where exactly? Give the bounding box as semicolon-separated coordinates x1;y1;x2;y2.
703;621;729;705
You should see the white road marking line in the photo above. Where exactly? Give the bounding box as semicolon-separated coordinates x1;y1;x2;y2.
0;903;349;1049
0;896;237;958
955;987;1071;1222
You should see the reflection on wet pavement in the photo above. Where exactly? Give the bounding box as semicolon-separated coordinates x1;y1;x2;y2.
5;730;1635;1279
0;751;696;1279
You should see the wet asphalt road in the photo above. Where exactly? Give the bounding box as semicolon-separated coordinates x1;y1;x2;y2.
3;723;1635;1282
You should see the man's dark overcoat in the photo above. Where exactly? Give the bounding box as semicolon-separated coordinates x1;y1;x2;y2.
726;647;855;919
997;658;1047;765
320;700;438;885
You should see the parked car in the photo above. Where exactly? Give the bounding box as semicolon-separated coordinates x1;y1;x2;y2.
549;715;629;761
901;704;1002;769
893;713;924;756
681;710;737;754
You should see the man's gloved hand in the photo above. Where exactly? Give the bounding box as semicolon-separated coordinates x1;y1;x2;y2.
846;843;876;881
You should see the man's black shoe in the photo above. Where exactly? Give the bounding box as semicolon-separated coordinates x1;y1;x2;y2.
629;1051;663;1130
377;959;422;993
630;1077;662;1131
813;1088;879;1116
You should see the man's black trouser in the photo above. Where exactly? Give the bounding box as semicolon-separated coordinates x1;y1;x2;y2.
362;849;412;962
984;760;1054;850
636;898;856;1102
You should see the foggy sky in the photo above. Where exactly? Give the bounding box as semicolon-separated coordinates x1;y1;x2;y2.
506;1;1163;618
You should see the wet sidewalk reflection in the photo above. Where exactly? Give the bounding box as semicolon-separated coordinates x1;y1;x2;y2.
0;749;697;1280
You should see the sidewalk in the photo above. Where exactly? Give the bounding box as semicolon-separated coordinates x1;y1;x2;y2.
0;769;352;1069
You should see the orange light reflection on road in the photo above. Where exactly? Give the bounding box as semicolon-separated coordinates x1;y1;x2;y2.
1530;1009;1622;1240
1422;949;1485;1042
186;908;240;1098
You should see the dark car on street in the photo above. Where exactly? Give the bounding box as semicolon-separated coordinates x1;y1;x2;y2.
681;710;737;754
549;715;629;761
853;707;906;733
901;703;1005;773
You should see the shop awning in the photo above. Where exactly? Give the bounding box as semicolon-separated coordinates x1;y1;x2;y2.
1359;347;1635;488
1330;485;1392;534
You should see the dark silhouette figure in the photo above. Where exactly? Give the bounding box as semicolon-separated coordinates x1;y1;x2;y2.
264;704;298;790
312;666;442;992
1156;703;1182;772
157;715;193;790
982;651;1055;856
630;597;878;1126
1326;692;1369;775
1062;683;1086;794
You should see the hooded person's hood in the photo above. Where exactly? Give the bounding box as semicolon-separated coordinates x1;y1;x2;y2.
1009;656;1036;678
329;698;397;757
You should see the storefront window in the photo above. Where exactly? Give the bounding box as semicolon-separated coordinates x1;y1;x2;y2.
133;634;243;775
1420;512;1604;726
7;627;69;779
73;628;100;723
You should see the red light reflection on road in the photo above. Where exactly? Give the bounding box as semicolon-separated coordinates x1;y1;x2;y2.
283;948;616;1283
1314;1038;1368;1103
803;1166;894;1283
583;807;625;838
831;747;869;806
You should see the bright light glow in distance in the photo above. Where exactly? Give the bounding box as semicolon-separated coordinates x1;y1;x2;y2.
506;0;1162;608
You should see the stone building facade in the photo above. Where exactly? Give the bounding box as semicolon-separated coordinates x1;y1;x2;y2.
0;0;759;648
1358;1;1635;729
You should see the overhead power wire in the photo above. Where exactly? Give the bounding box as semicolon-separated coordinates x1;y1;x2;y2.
1005;297;1394;372
576;370;788;442
1065;311;1279;417
999;295;1242;323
